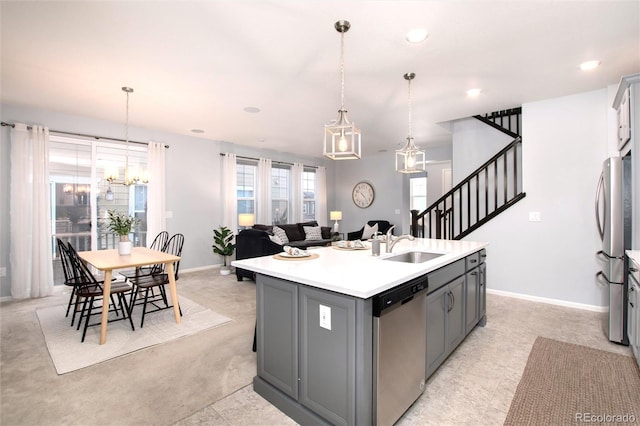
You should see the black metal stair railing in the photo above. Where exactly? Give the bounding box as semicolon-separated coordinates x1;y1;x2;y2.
411;108;526;240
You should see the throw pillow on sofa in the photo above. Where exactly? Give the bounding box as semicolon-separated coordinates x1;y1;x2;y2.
279;223;304;241
272;226;289;244
303;226;323;241
362;223;378;239
269;234;284;245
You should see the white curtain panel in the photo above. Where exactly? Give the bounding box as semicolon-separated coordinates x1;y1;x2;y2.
221;153;237;230
9;124;54;299
257;158;272;225
146;142;166;245
316;166;328;226
291;163;303;223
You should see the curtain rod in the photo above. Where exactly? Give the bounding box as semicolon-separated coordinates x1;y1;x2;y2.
220;153;318;169
1;122;169;148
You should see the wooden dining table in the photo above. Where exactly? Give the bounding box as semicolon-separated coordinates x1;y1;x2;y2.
77;247;182;345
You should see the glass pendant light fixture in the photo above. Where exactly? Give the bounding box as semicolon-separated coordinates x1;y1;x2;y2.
323;20;361;160
105;86;149;187
395;72;426;173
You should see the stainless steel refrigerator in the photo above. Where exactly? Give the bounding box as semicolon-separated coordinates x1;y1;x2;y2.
596;156;632;345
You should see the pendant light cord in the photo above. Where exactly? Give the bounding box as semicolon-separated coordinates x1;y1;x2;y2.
340;30;345;110
125;89;130;175
408;76;412;139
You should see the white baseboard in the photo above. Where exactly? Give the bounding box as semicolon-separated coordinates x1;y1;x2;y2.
180;264;219;273
487;288;608;313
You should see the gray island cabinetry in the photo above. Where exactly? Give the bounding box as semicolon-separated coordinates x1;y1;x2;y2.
233;238;488;426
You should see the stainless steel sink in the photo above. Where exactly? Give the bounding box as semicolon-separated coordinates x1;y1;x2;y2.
383;251;445;264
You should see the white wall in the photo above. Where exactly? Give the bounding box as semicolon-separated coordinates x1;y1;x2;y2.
333;151;407;236
466;89;609;307
425;161;451;207
451;117;512;185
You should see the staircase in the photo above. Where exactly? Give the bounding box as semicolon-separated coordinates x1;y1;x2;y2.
411;108;526;240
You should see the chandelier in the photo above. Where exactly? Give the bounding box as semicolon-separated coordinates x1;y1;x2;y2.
323;20;361;160
395;73;426;173
104;87;149;191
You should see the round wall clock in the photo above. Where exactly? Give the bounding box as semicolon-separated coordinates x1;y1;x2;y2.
352;181;375;208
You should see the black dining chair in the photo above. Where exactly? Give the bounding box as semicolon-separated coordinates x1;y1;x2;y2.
61;240;121;327
67;243;136;342
128;233;184;327
57;238;79;320
120;231;169;281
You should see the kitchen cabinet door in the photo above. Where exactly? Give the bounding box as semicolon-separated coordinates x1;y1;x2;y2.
479;263;487;321
426;284;448;378
257;275;299;400
447;276;466;352
299;286;357;426
617;87;631;149
465;270;479;335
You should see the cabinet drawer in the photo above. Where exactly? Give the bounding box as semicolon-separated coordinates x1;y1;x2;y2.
465;252;480;271
465;249;486;271
428;259;465;293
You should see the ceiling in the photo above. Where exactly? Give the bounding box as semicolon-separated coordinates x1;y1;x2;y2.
2;1;639;159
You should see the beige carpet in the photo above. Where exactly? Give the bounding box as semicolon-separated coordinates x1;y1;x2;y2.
505;336;640;425
36;295;232;374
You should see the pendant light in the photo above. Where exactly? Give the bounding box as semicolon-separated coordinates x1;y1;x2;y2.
323;20;361;160
395;73;426;173
105;86;149;187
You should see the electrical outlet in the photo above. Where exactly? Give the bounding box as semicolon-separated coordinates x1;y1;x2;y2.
529;211;541;222
319;304;331;330
0;267;6;277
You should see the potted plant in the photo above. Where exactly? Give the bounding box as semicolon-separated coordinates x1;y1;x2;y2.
213;225;236;275
107;210;140;255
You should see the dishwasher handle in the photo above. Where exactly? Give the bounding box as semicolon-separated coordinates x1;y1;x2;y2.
401;295;414;305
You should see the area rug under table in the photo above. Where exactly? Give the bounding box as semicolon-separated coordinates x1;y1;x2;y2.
504;336;640;426
36;295;232;374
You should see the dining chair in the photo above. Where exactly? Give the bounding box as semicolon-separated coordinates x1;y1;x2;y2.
67;243;136;342
120;231;169;281
128;233;184;327
57;238;78;320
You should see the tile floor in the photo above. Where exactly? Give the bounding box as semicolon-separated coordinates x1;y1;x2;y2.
174;292;633;425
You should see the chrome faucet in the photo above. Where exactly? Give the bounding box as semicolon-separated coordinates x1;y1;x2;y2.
385;226;415;253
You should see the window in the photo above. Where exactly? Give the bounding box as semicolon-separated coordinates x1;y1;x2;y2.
410;173;427;211
302;168;316;221
50;135;148;285
234;159;319;225
271;165;290;225
236;161;256;218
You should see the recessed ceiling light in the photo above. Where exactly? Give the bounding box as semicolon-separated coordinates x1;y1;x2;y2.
405;29;429;44
243;106;261;113
466;88;482;97
579;60;601;71
191;129;204;134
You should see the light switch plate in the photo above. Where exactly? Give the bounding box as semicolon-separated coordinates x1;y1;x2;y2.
319;304;331;330
529;211;541;222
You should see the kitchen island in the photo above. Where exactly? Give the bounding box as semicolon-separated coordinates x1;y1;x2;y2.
232;238;488;426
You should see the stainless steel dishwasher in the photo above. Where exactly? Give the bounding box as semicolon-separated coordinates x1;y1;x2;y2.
373;275;428;426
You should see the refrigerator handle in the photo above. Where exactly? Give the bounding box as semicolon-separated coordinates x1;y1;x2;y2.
595;172;605;241
595;271;609;288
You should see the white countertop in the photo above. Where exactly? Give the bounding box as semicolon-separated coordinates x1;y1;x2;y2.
232;238;488;299
627;250;640;267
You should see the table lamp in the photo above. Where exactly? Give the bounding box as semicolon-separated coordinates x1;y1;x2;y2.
238;213;255;230
330;211;342;233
